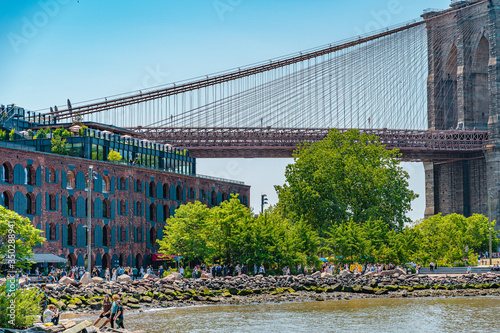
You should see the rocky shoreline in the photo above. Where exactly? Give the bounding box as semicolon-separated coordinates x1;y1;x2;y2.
35;270;500;314
3;270;500;333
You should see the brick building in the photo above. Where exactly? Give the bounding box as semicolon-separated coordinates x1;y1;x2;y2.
0;104;250;270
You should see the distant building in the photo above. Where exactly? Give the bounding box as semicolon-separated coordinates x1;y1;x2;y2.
0;104;250;270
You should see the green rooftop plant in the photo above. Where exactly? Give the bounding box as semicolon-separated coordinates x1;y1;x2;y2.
107;150;123;162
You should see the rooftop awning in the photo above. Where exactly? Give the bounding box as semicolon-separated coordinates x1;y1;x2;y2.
31;253;68;263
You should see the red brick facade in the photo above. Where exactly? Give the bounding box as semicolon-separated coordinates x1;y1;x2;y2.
0;146;250;269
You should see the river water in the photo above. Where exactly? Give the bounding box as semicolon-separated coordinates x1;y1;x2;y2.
81;297;500;332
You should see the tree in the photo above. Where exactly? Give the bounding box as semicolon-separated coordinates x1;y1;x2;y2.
107;150;122;162
207;194;254;264
157;201;212;265
412;213;498;266
0;206;45;269
275;129;417;233
51;135;69;155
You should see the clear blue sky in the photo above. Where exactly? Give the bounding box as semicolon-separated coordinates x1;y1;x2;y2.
0;0;452;219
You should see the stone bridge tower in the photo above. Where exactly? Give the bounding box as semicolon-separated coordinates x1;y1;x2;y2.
423;0;500;229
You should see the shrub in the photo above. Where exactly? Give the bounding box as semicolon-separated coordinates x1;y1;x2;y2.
8;129;15;141
51;135;69;155
0;285;42;329
0;130;6;141
107;150;122;162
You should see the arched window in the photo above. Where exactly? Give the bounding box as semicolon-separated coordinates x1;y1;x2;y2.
136;201;142;216
26;166;35;185
211;190;217;206
222;193;227;202
121;227;126;242
201;189;206;201
67;196;75;217
49;222;56;240
103;225;110;247
137;227;142;243
2;191;12;209
120;199;126;215
136;180;141;192
49;194;56;211
150;227;156;247
67;171;76;189
103;175;110;193
49;168;56;183
103;199;110;218
163;183;169;199
176;185;182;201
67;224;75;247
120;177;126;190
150;181;155;198
149;203;156;221
163;205;169;220
3;163;12;183
26;193;35;215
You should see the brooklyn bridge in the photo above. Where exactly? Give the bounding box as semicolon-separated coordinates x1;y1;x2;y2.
39;1;500;223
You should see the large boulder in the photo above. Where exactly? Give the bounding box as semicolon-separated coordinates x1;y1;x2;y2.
380;269;397;277
59;276;78;285
340;270;352;277
200;273;211;280
311;271;322;278
364;271;377;277
92;276;104;284
79;272;93;285
143;273;159;280
117;274;132;282
163;272;183;282
395;267;407;275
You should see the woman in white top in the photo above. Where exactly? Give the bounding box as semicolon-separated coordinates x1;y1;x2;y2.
105;268;110;281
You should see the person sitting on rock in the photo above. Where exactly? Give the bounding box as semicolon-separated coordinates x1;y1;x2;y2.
44;304;60;325
94;294;112;327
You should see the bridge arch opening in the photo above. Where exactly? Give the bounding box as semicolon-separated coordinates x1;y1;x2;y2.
471;35;490;130
442;45;458;130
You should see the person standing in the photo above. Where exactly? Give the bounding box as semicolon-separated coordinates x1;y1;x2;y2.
111;268;117;281
132;267;138;280
93;294;112;327
259;264;265;277
100;294;120;329
114;299;125;329
159;265;165;278
38;284;48;323
104;268;110;282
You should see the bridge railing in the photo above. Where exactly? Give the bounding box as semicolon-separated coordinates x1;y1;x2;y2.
137;128;488;152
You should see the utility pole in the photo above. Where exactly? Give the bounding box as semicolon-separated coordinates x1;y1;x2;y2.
261;194;268;213
488;189;492;266
87;166;93;273
87;166;97;273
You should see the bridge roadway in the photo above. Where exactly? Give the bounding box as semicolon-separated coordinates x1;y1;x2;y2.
132;128;488;161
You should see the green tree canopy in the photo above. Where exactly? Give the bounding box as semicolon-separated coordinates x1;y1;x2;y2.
158;196;321;272
275;129;417;233
0;206;45;269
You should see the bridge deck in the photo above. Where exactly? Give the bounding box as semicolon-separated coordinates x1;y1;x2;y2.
131;128;488;160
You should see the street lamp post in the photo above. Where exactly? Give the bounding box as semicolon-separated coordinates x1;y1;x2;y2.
488;190;493;266
87;165;95;274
